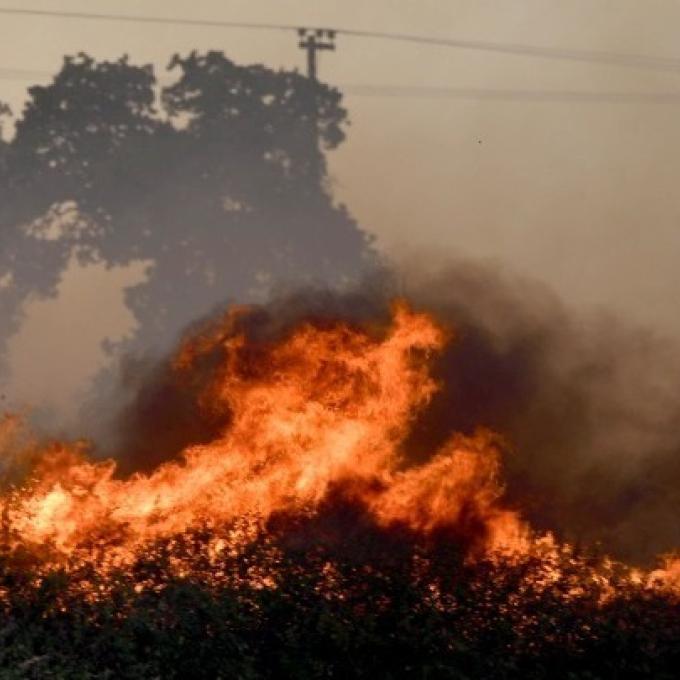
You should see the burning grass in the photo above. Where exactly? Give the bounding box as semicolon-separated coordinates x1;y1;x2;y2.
2;527;680;678
1;301;680;677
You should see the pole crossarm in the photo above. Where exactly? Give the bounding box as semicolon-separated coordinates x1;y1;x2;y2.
298;28;336;81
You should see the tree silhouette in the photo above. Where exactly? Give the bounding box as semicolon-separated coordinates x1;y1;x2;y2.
0;52;374;375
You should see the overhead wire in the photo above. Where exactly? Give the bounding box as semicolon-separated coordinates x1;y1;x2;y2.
1;6;680;73
2;7;680;105
1;67;680;105
342;84;680;103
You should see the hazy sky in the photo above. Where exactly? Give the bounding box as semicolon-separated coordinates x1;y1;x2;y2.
2;1;680;417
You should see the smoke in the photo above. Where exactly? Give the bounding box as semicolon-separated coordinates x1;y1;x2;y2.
395;255;680;564
82;255;680;565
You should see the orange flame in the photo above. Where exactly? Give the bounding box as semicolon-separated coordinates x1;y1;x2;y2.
3;300;679;596
0;302;527;567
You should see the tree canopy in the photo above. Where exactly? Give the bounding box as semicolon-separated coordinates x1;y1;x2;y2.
0;52;374;368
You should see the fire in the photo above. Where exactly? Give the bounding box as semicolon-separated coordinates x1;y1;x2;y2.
1;299;679;598
0;302;527;568
5;297;680;677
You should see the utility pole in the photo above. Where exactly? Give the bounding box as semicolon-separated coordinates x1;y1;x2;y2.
298;28;336;81
297;29;336;182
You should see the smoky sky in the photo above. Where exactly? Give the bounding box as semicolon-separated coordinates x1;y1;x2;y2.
3;2;680;566
4;1;680;341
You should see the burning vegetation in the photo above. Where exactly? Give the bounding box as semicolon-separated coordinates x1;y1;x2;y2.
1;300;680;677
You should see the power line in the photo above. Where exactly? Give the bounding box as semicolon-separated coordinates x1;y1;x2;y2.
2;66;680;105
0;6;297;33
343;84;680;103
341;30;680;73
1;6;680;73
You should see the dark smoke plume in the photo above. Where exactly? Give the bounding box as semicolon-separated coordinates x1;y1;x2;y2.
95;257;680;565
